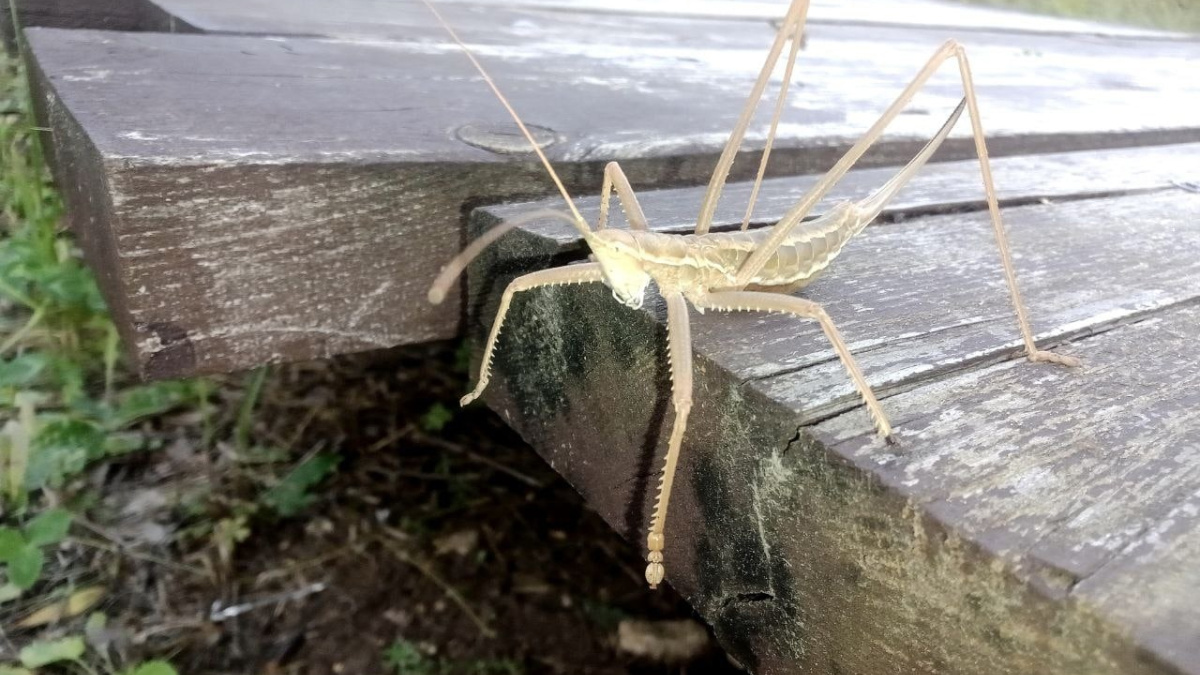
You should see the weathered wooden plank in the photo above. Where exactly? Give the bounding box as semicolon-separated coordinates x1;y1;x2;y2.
141;0;1188;40
0;0;194;53
501;150;1200;426
812;304;1200;675
745;188;1200;419
506;141;1199;245
6;0;1179;60
2;0;138;52
1072;483;1200;673
472;173;1200;672
25;10;1200;377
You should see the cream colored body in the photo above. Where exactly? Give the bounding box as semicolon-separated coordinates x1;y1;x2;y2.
589;202;863;305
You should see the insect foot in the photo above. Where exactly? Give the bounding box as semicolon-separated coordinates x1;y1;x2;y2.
1029;349;1082;368
646;555;665;589
460;388;484;406
874;417;894;443
646;533;666;589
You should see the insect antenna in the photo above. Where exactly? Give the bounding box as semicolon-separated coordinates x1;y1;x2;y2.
427;209;581;304
420;0;588;234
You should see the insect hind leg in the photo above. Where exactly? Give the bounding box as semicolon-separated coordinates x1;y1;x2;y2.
736;39;1080;368
948;41;1080;367
695;291;894;441
645;292;694;589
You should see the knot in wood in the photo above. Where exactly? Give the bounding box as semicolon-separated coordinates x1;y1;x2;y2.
455;122;560;155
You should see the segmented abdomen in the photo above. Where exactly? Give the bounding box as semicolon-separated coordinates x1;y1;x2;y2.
639;202;865;291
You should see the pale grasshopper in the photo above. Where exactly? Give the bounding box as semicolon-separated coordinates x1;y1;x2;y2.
426;0;1080;589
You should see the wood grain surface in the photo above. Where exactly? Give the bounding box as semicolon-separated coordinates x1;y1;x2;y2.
473;158;1200;673
16;0;1200;667
23;10;1200;376
143;0;1189;39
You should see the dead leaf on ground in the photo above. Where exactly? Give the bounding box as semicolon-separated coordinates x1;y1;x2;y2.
617;618;711;663
432;529;478;557
17;586;107;628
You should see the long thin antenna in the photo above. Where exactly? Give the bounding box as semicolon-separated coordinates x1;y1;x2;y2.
420;0;588;231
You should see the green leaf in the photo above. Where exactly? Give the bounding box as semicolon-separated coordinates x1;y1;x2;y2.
49;355;87;407
382;640;438;675
24;508;72;546
261;453;340;518
7;543;43;590
18;636;85;668
39;263;106;315
85;610;107;632
104;431;148;456
120;661;178;675
454;340;472;373
232;445;287;465
0;353;47;388
0;665;35;675
111;381;195;428
0;528;24;562
24;419;102;489
420;403;454;433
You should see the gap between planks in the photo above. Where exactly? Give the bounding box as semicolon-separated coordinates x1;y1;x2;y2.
472;173;1200;674
480;142;1200;447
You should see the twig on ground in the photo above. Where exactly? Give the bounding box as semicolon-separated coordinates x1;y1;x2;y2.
378;528;496;639
411;430;544;488
209;581;329;622
72;520;207;577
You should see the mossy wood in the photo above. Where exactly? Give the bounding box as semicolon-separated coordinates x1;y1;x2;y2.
22;2;1200;378
471;142;1200;674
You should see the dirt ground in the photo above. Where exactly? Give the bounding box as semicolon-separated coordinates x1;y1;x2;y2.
63;342;740;675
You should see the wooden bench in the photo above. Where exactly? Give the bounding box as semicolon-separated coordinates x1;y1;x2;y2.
473;146;1200;673
0;0;188;51
6;0;1188;40
15;0;1200;671
20;0;1200;378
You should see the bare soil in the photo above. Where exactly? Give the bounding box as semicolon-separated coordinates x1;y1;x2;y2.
54;343;740;675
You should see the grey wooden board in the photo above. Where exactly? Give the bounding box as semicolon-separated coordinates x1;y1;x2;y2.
0;0;190;53
32;11;1200;161
812;303;1200;675
505;145;1200;426
24;9;1200;377
472;155;1200;672
1;0;137;52
504;141;1200;246
144;0;1187;40
435;0;1188;38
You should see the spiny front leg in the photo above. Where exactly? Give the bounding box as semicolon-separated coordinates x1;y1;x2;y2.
696;291;894;442
462;263;605;406
646;292;694;589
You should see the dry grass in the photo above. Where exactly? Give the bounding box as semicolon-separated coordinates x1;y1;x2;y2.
958;0;1200;32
